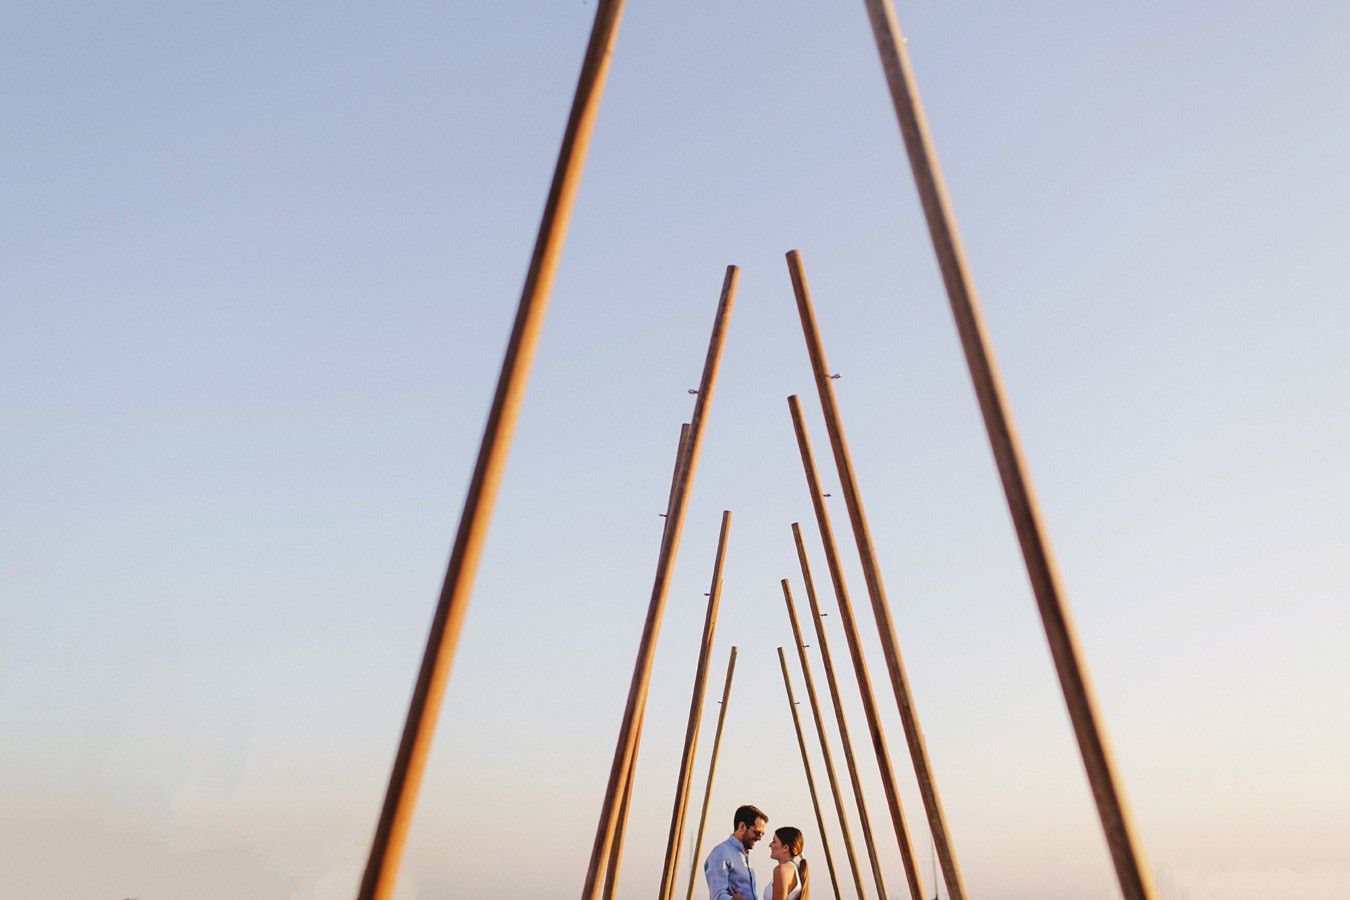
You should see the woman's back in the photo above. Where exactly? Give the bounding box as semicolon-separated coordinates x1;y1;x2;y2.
762;861;801;900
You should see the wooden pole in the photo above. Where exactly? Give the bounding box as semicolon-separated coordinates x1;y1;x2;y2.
787;537;889;900
665;424;694;525
580;266;738;900
780;579;869;900
775;646;843;900
683;646;739;900
658;510;734;900
601;423;689;900
853;7;1157;898
789;253;975;899
599;418;692;897
357;3;628;897
601;718;643;900
788;395;925;900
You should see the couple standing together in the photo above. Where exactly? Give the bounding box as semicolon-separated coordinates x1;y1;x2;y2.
703;804;810;900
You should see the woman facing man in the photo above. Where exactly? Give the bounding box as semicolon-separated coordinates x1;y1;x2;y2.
765;825;810;900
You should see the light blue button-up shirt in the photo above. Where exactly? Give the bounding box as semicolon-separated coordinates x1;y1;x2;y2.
704;833;757;900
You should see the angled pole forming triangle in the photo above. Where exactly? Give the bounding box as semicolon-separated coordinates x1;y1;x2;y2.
357;2;629;897
856;1;1158;897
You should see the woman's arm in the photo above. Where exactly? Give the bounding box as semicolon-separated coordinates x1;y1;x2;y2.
770;861;795;900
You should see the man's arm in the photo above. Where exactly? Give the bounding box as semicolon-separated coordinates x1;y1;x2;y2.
704;844;743;900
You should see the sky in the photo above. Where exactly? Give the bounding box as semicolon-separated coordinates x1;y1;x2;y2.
3;1;1348;898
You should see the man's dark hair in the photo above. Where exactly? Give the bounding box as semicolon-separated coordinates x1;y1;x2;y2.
733;804;767;829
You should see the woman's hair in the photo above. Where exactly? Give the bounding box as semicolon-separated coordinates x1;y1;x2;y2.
774;827;809;899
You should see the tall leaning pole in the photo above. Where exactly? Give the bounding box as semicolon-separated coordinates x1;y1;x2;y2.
601;711;646;900
683;646;739;900
357;3;628;897
855;4;1158;897
657;510;733;900
602;423;692;900
775;646;843;900
787;394;925;900
787;531;888;898
779;580;864;900
788;266;962;900
580;267;738;900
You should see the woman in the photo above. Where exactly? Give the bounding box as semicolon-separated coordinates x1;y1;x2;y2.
764;826;809;900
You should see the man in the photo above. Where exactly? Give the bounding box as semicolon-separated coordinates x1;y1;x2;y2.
703;804;767;900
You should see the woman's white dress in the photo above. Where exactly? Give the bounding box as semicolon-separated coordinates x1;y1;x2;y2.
762;861;802;900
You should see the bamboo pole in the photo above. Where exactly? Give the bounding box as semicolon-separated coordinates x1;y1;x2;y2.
787;537;889;900
658;510;734;900
775;646;843;900
580;266;738;900
853;7;1157;897
780;579;869;900
788;395;925;900
684;646;739;900
357;3;628;897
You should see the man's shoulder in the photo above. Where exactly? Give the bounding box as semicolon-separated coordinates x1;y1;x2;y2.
708;834;740;857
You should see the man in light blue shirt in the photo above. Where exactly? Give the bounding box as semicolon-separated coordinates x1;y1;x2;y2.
703;804;768;900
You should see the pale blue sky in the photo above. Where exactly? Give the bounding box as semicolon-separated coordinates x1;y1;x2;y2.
3;2;1348;898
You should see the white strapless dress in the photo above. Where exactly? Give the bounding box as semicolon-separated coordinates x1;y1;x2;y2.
762;862;802;900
